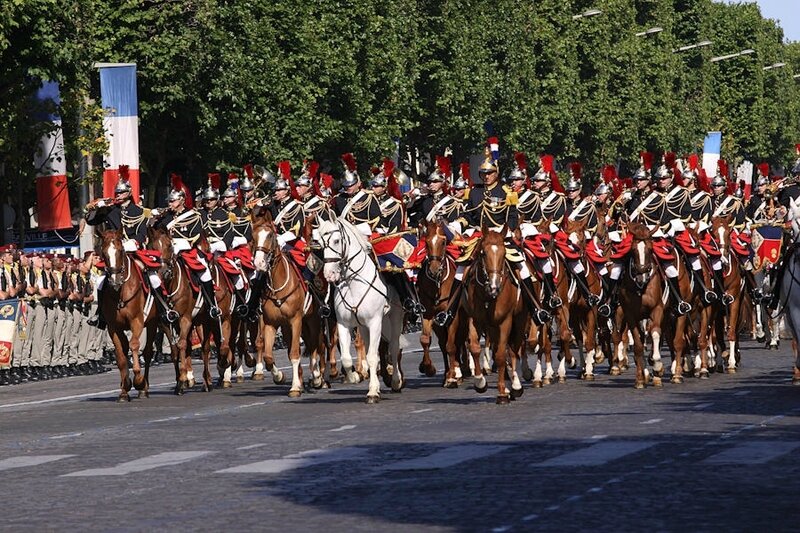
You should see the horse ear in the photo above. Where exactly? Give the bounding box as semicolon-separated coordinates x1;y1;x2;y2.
502;223;508;235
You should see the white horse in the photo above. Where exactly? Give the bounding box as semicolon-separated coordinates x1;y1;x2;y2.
317;218;405;403
776;199;800;385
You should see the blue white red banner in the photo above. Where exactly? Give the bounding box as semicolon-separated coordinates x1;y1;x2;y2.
99;64;141;201
751;224;783;270
0;299;20;368
34;81;72;231
702;131;721;180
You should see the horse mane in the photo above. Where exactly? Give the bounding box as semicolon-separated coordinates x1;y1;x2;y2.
627;221;652;241
329;217;373;255
481;227;506;245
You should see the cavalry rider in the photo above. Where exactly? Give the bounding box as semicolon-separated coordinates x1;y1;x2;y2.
85;165;176;323
268;161;309;277
407;154;462;227
605;152;693;316
200;173;249;316
152;173;223;318
562;163;602;306
448;144;551;325
240;164;267;207
333;152;381;236
655;152;722;305
451;162;473;207
745;166;771;223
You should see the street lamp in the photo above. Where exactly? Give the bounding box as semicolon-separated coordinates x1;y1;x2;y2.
710;49;755;63
635;26;664;37
572;8;602;20
763;62;786;71
673;40;713;53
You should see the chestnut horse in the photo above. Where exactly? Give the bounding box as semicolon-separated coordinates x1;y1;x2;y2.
709;215;746;374
97;230;158;402
148;226;233;394
461;227;528;404
252;210;326;397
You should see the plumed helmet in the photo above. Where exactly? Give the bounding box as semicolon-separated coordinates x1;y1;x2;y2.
168;173;187;203
341;153;359;188
297;160;319;188
756;175;769;187
710;175;726;189
203;173;221;201
566;178;581;192
733;187;744;200
114;165;133;194
633;167;649;181
453;162;472;190
240;164;256;192
370;169;388;188
654;164;672;180
273;177;290;191
223;173;239;199
593;183;610;196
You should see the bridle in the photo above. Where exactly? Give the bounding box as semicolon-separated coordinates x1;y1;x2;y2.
628;237;654;290
474;239;508;298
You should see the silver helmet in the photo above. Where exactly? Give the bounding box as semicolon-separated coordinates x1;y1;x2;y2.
566;178;581;192
710;175;726;189
370;171;388;188
203;173;221;201
633;167;649;182
654;164;671;180
682;168;696;182
733;187;744;200
341;153;359;189
273;178;290;191
756;175;769;188
168;188;185;203
593;183;610;196
168;173;187;203
114;165;132;194
222;174;239;199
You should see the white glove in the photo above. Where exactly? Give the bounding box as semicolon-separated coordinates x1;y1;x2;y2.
276;231;297;247
447;222;462;236
96;200;107;208
150;208;161;218
549;223;559;233
519;222;538;238
355;223;372;237
122;239;138;252
669;219;686;236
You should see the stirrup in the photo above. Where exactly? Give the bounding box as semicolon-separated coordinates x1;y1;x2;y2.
319;304;331;318
235;304;249;318
722;293;735;305
703;290;718;304
598;302;612;318
586;293;600;306
209;305;222;319
677;300;692;316
164;309;179;323
533;309;551;326
434;310;453;327
402;298;417;313
548;295;563;309
87;315;99;326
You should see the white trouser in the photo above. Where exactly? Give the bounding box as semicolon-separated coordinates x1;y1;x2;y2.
567;260;585;274
148;272;162;289
663;263;679;278
536;258;553;275
195;255;213;283
610;263;623;281
517;261;531;280
691;257;702;271
455;265;466;281
711;258;722;271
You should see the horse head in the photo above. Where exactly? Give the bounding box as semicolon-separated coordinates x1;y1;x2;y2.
563;218;588;253
422;219;448;279
99;229;126;290
479;224;507;299
711;215;733;261
147;226;174;281
252;208;277;272
627;221;655;290
318;219;345;283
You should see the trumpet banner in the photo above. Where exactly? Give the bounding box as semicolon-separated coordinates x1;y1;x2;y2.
751;225;783;271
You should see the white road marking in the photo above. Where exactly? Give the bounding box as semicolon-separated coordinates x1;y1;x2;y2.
410;408;433;414
382;444;509;471
492;526;511;533
63;451;213;477
522;514;539;522
0;455;75;472
50;432;83;440
641;418;662;425
216;447;364;474
584;434;607;443
329;425;356;432
0;381;175;409
693;403;714;410
733;390;751;396
536;441;657;467
702;441;800;465
237;443;268;451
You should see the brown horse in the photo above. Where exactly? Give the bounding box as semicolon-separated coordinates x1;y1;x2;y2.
461;227;528;404
710;215;746;374
252;209;326;397
97;230;159;401
148;226;233;394
416;220;464;385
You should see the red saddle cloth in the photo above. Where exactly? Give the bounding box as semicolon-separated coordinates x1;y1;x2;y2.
652;237;676;261
730;229;752;258
225;245;255;271
610;233;633;260
554;230;583;261
698;231;722;257
522;234;551;260
284;239;308;269
586;238;607;265
673;230;700;255
132;249;162;269
179;248;207;272
407;241;463;265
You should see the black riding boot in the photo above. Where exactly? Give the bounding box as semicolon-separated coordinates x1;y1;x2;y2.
434;279;463;327
692;267;717;304
521;277;552;326
666;276;692;315
201;280;222;319
234;288;249;318
542;272;562;309
245;271;265;321
598;277;618;318
573;271;600;306
711;268;733;305
152;284;178;323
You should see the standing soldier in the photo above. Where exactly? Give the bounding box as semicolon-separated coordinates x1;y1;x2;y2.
48;255;69;377
0;245;16;385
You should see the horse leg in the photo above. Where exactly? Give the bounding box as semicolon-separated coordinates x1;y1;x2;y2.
326;318;339;382
336;322;359;385
697;307;711;380
362;320;382;404
726;298;741;373
671;314;688;384
495;323;511;404
139;322;156;399
650;318;663;387
218;318;234;388
419;317;437;377
629;318;646;389
173;317;191;395
353;329;369;380
251;317;267;380
109;327;131;402
582;310;597;381
288;317;303;397
262;324;285;385
467;319;487;394
129;319;145;391
200;325;213;392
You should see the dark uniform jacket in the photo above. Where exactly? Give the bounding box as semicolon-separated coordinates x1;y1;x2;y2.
459;182;519;231
270;197;305;237
200;206;234;249
86;201;148;243
333;189;382;231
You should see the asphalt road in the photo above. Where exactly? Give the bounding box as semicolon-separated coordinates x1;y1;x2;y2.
0;333;798;533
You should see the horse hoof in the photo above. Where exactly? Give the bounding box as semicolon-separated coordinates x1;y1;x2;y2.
496;395;510;405
137;390;149;399
671;375;684;384
222;380;232;388
245;353;256;368
652;376;662;388
522;368;533;381
236;375;246;383
620;364;629;372
202;383;213;393
609;367;621;377
634;381;645;389
511;387;524;399
117;393;130;403
532;380;543;388
583;373;595;382
444;379;459;389
792;377;800;386
273;372;287;385
542;377;552;386
557;376;567;384
133;376;146;391
756;335;766;343
594;353;606;364
726;367;737;374
251;372;265;381
419;362;437;377
312;379;324;390
123;377;133;392
474;382;488;394
365;394;381;404
288;389;302;398
187;378;196;388
174;386;183;396
699;369;709;380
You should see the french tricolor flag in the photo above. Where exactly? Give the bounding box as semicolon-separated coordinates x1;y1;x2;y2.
98;63;140;202
487;136;500;162
702;131;721;179
34;81;72;231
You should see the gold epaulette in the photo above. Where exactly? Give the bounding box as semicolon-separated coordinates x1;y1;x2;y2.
143;208;151;218
503;186;518;206
229;212;237;223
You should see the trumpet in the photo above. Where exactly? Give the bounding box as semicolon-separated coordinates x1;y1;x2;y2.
84;197;117;211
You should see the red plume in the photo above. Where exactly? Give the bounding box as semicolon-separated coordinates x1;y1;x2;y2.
170;173;193;208
321;173;333;192
663;152;676;169
795;144;800;155
673;165;684;187
639;151;653;171
726;179;736;196
697;168;710;193
717;159;729;180
687;154;699;172
569;161;582;182
341;152;357;172
382;158;396;180
207;172;221;191
370;166;381;177
278;160;297;200
439;155;451;178
307;160;320;180
540;154;554;173
514;152;528;172
602;165;617;184
119;165;130;182
460;162;473;188
758;162;770;177
387;173;401;200
243;164;253;179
